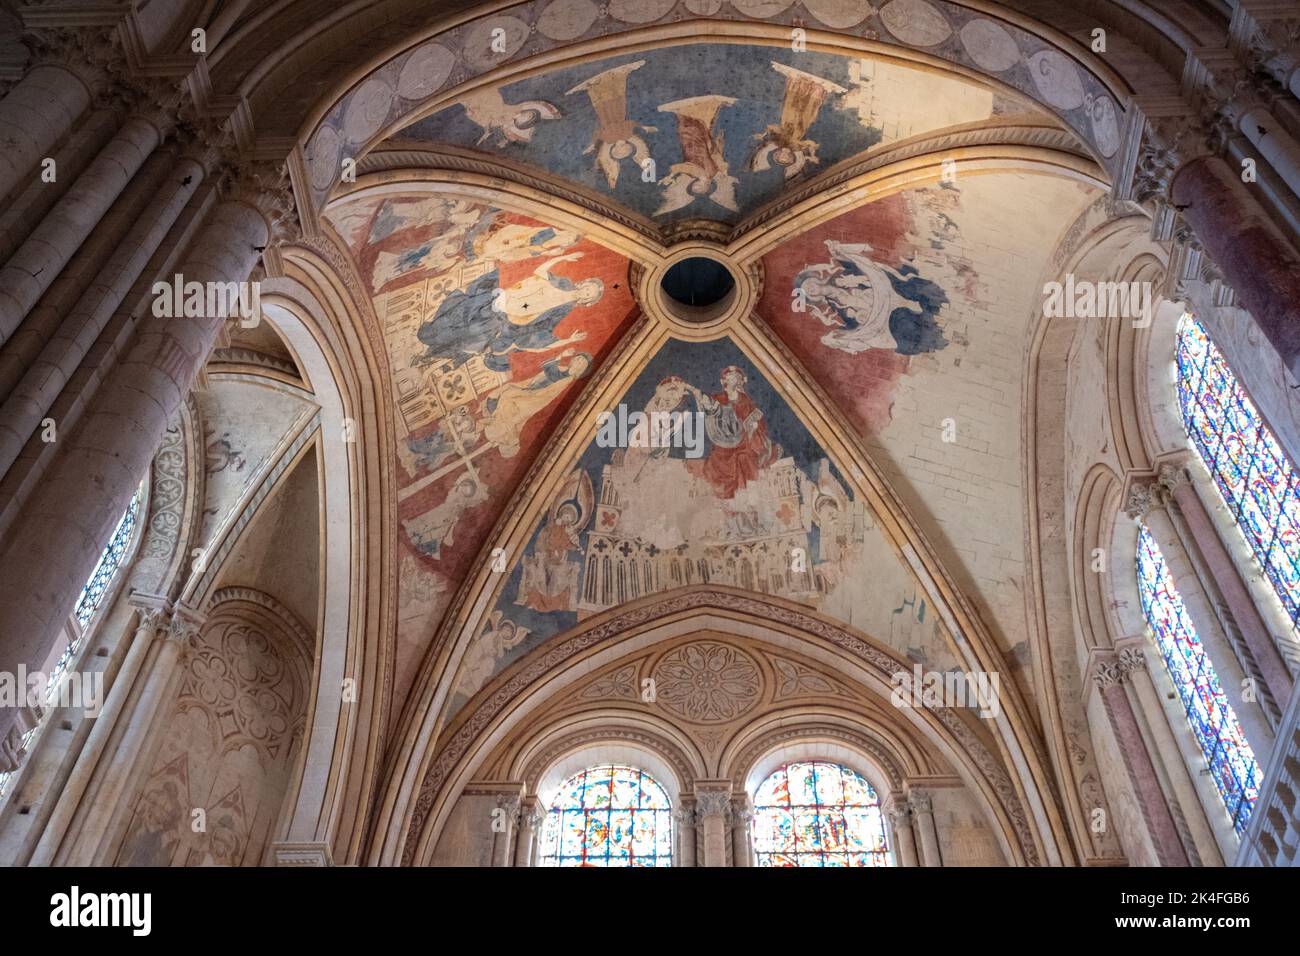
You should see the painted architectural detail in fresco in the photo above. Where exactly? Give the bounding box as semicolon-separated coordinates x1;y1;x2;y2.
324;194;635;703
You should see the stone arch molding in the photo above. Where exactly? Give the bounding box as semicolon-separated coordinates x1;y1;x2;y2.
300;3;1127;216
384;588;1048;866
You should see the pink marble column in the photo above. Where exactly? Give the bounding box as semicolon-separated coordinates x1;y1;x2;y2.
0;199;270;749
1092;649;1190;866
1162;465;1293;708
1170;155;1300;379
0;63;95;206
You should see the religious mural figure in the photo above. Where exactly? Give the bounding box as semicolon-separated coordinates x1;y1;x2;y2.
414;252;603;372
566;60;656;188
686;366;782;500
470;221;580;263
750;63;847;179
517;469;594;612
458;87;561;147
793;240;949;355
482;350;592;458
655;95;739;217
455;611;532;699
403;475;489;559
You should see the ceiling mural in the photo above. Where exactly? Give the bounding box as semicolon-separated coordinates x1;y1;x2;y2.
324;194;638;704
304;0;1126;215
449;335;962;714
400;44;1007;224
758;182;973;435
761;171;1100;693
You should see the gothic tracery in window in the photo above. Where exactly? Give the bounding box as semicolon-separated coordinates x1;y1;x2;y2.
538;765;673;867
1136;525;1261;833
751;761;892;867
1177;314;1300;636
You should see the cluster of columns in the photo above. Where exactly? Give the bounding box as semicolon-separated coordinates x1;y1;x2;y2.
11;597;204;866
0;17;291;763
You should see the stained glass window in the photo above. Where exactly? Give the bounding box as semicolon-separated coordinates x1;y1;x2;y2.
1136;526;1261;833
538;765;673;867
0;488;141;801
751;761;892;867
1177;314;1300;635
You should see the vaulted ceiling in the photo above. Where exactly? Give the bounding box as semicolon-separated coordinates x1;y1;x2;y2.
308;11;1112;747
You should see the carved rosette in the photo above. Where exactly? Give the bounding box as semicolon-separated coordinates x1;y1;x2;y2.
651;641;760;724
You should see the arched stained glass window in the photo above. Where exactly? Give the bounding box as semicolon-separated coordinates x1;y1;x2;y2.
1177;315;1300;635
538;765;673;867
1136;526;1261;833
0;488;141;801
752;761;891;867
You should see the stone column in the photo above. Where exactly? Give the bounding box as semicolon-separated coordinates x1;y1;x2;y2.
883;796;919;867
0;180;279;751
1169;154;1300;380
0;148;205;476
0;29;106;207
674;802;696;867
1159;462;1294;706
514;797;544;867
909;790;942;866
491;796;520;867
25;596;167;859
1090;647;1191;866
50;602;204;866
1128;478;1273;757
694;784;732;867
730;794;753;867
0;110;170;344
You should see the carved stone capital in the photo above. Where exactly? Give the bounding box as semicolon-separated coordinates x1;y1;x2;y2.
166;605;205;649
909;791;933;815
1132;116;1215;206
1158;462;1194;495
1125;478;1171;521
694;790;733;820
23;24;121;93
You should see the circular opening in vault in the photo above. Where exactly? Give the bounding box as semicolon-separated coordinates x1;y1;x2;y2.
660;257;736;310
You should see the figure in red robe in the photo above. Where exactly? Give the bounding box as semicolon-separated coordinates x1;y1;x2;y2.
687;366;781;499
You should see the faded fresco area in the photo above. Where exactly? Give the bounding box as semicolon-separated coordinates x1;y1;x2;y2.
451;336;962;711
758;184;973;434
325;195;637;705
400;44;1004;223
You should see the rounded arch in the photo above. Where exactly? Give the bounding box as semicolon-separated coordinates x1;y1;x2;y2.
378;588;1053;866
203;244;398;865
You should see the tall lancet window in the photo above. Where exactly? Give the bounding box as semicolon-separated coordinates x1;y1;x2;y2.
1177;314;1300;636
751;761;892;866
0;488;141;799
1136;526;1261;833
538;765;673;866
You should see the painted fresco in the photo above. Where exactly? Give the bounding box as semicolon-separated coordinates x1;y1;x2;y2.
400;45;1001;223
759;184;976;434
324;195;637;702
452;336;961;709
306;1;1126;214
